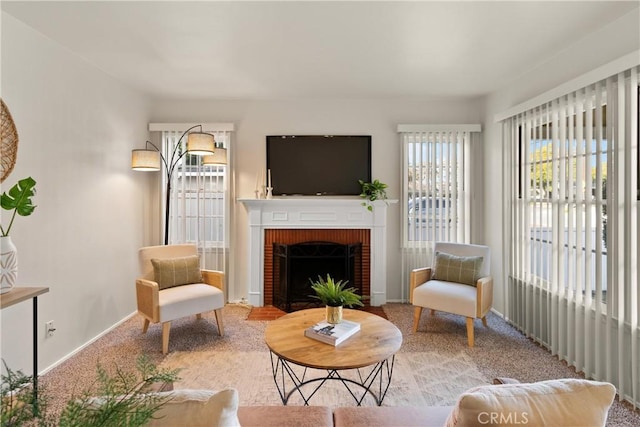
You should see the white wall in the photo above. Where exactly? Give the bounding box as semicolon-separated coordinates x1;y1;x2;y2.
150;97;484;304
0;13;152;374
482;9;640;314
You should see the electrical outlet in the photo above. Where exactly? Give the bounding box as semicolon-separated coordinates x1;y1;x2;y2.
45;320;56;337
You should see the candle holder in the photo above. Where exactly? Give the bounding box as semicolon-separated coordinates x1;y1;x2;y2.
266;187;273;199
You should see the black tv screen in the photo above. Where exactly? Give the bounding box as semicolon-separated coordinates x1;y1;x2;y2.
266;135;371;196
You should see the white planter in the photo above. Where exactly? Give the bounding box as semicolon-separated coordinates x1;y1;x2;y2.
0;236;18;293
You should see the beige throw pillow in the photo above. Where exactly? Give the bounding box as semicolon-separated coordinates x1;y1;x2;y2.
431;251;483;287
445;379;616;427
151;255;203;290
146;389;240;427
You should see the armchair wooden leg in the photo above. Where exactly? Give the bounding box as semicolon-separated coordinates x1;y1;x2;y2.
214;308;225;336
413;306;423;332
482;316;488;327
142;318;150;334
466;317;475;347
162;322;171;354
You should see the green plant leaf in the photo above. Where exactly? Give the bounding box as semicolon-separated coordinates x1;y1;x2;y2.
1;177;37;236
1;177;36;216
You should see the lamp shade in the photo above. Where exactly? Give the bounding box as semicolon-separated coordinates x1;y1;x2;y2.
202;147;227;165
132;149;161;171
187;132;215;155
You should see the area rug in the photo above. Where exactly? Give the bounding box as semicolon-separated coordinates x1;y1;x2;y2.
159;349;487;407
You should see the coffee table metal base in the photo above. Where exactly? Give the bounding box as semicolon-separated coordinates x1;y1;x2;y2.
269;351;396;406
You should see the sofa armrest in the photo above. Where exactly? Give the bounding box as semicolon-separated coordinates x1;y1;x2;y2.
202;269;225;293
136;279;159;322
409;267;432;304
493;377;521;385
476;276;493;317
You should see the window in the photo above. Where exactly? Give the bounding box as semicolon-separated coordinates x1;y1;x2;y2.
400;125;479;246
398;125;480;299
157;124;234;273
503;65;639;407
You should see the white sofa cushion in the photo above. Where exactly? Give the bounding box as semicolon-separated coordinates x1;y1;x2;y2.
147;389;240;427
413;280;478;318
445;378;616;427
158;284;224;322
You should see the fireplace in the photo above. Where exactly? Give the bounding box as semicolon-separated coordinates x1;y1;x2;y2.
273;241;363;312
264;228;370;309
239;197;395;307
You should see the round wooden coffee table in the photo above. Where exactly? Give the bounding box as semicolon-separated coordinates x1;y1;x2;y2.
265;308;402;405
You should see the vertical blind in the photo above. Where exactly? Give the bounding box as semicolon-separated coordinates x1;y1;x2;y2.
399;125;480;301
503;65;639;407
162;129;232;273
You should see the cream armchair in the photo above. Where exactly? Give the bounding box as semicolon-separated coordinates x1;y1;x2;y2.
410;242;492;347
136;244;225;354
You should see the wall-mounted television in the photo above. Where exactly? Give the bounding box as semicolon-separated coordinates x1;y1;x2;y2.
266;135;371;196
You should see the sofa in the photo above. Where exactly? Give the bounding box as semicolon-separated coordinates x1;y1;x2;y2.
145;378;617;427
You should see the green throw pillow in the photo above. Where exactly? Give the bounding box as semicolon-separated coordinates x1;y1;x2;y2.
431;251;483;287
151;255;203;290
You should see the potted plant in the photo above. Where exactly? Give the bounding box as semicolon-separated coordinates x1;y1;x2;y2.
1;355;179;426
309;274;364;324
358;179;388;211
0;177;37;294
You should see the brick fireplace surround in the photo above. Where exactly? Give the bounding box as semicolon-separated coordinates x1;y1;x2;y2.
265;229;371;309
239;197;395;307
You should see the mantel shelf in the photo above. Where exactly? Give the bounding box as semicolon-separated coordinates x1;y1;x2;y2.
238;197;398;206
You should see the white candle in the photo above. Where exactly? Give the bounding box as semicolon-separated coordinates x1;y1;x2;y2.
267;169;272;188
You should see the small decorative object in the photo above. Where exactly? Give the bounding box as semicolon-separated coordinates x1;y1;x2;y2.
266;187;273;199
309;274;364;324
359;179;388;211
1;99;19;184
0;177;37;293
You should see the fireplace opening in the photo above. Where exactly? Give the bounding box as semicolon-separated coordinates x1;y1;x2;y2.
273;241;363;312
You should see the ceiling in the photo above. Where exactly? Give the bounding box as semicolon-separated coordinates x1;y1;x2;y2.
2;1;638;100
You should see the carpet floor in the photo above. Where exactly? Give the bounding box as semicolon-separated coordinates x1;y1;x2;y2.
38;303;640;426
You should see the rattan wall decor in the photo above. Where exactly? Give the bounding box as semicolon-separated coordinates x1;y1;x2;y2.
1;99;19;183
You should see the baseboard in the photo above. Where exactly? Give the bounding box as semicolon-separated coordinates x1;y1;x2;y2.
490;307;505;318
39;311;138;376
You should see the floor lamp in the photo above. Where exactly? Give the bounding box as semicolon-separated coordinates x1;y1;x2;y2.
131;125;216;245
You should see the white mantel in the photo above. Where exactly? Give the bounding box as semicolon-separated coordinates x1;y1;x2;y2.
239;197;397;307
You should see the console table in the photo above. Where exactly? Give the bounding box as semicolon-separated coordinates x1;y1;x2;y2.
0;286;50;409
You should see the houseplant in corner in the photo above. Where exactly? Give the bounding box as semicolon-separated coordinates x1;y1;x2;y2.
1;355;179;426
0;176;36;293
358;179;388;211
310;274;364;324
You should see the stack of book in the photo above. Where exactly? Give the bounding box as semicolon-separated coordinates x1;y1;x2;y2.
304;319;361;346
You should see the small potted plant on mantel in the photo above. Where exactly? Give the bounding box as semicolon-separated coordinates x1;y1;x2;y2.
309;274;364;324
358;179;388;211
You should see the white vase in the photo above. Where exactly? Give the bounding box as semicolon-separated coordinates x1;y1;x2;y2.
0;236;18;294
